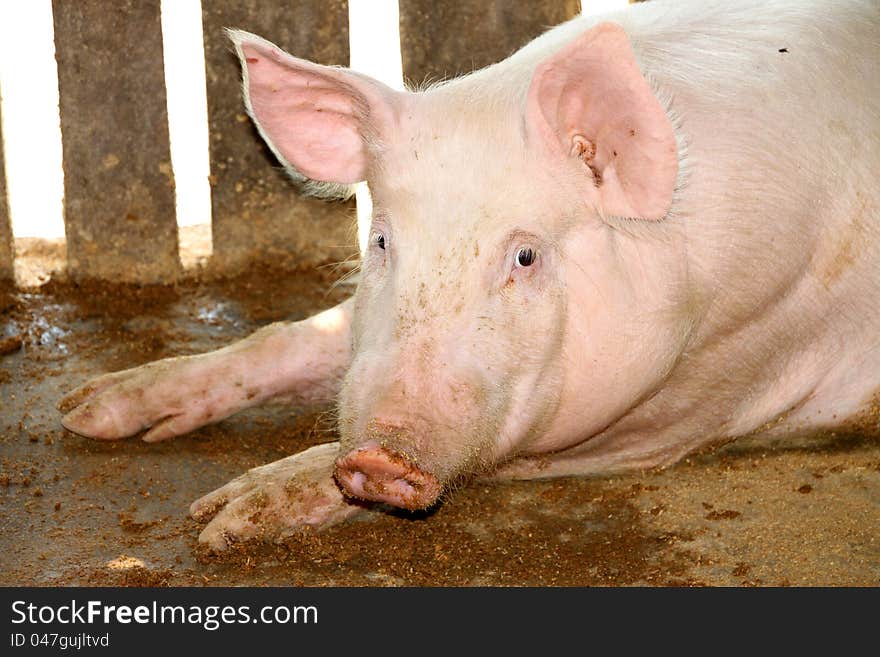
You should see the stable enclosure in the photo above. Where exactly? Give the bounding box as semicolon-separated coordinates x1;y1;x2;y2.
0;1;878;587
0;0;581;283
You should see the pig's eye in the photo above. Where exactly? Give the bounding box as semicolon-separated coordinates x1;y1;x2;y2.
372;231;386;250
515;247;536;268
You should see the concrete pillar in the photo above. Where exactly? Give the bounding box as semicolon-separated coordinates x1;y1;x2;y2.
53;0;180;283
398;0;581;85
0;91;13;282
202;0;357;273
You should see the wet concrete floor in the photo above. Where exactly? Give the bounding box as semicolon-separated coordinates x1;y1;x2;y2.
1;267;878;586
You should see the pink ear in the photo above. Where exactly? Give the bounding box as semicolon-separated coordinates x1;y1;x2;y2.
230;31;398;185
527;23;677;221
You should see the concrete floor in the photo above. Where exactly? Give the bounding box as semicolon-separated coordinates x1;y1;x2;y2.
1;267;878;586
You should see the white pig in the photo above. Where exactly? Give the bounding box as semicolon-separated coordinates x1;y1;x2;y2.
60;0;879;550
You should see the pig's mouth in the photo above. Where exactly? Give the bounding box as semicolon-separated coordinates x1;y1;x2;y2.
334;445;443;511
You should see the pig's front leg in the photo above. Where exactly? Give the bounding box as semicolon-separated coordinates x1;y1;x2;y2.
190;442;367;550
59;299;353;442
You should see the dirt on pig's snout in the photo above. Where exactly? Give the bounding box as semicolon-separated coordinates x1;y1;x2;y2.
0;266;878;586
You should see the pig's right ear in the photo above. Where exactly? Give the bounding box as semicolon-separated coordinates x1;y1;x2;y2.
228;30;399;189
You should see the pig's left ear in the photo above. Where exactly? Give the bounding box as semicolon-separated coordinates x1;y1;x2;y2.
526;22;677;221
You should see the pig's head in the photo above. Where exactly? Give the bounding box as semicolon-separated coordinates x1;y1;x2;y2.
231;23;681;510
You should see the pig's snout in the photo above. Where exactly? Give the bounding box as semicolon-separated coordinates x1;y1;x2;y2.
334;444;442;511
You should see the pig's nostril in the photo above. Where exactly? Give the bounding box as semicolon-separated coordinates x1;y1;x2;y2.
402;477;422;491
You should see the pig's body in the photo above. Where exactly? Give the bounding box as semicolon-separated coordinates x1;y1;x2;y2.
60;0;880;549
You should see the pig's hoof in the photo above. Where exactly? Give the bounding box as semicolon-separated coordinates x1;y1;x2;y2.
59;355;237;442
190;442;366;552
60;358;195;440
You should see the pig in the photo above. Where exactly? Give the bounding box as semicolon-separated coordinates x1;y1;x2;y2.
59;0;880;551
